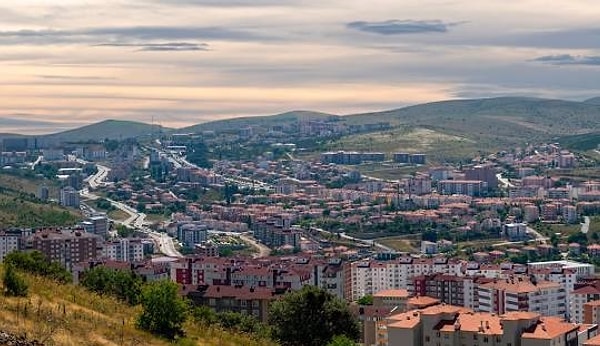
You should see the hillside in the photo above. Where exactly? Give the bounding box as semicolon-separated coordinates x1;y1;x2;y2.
38;120;169;145
584;97;600;105
558;132;600;151
347;97;600;141
0;268;276;346
179;110;338;133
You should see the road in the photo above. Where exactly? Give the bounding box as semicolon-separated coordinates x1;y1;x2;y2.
207;230;271;258
582;216;591;234
311;227;395;252
239;234;271;258
79;158;182;257
526;226;548;244
496;173;515;188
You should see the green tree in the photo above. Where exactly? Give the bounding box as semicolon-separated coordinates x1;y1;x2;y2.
137;280;188;340
4;251;70;283
357;295;373;305
327;335;359;346
81;266;142;305
3;264;28;297
269;286;360;346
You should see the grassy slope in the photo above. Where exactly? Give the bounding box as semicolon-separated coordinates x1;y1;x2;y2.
179;110;337;133
0;174;81;227
0;268;277;346
40;120;170;143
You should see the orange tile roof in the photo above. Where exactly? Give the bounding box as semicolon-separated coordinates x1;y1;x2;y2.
374;289;410;298
521;317;578;340
585;334;600;346
480;278;560;293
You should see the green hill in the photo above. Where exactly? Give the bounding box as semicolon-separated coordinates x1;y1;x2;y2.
179;110;337;133
37;120;170;145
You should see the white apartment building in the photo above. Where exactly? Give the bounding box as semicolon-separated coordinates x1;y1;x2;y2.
0;232;20;261
102;238;144;262
477;278;567;318
349;257;462;301
527;260;594;278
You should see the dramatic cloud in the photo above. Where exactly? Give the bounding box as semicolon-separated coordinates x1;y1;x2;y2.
95;42;209;52
532;54;600;66
347;20;457;35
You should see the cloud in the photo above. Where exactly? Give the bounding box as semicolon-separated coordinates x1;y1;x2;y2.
0;26;273;46
149;0;297;6
532;54;600;66
37;75;117;80
95;42;209;52
347;20;458;35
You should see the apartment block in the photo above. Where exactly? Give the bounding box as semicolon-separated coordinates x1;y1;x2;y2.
29;229;101;270
379;303;593;346
101;238;144;262
477;277;567;318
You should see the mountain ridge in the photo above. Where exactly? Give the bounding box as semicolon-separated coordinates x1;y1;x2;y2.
3;97;600;148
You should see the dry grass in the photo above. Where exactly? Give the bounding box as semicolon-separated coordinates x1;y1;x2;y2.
0;268;277;346
377;236;418;253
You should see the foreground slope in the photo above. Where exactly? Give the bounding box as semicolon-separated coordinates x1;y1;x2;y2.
0;268;276;346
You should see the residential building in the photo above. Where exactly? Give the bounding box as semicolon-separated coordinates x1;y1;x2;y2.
185;285;278;323
176;222;208;247
0;230;21;261
59;186;80;208
477;277;567;318
28;229;100;270
379;303;592;346
101;238;144;262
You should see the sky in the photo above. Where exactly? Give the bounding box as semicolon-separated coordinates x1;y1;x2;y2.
2;0;600;133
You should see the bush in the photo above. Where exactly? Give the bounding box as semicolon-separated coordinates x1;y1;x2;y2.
269;286;360;346
137;280;188;340
3;264;28;297
4;251;71;283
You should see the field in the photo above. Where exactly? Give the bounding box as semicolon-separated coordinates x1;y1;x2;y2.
323;126;480;165
377;236;419;253
0;267;277;346
0;192;81;228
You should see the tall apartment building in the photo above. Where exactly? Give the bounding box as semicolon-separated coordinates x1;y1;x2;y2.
59;186;80;208
29;229;100;270
176;223;208;247
465;164;499;190
438;180;485;196
379;303;594;346
82;213;109;238
477;277;567;318
0;230;22;261
348;257;463;301
253;222;301;249
101;238;144;262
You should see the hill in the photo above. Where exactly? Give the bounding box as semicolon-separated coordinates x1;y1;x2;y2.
179;110;338;133
38;120;169;144
347;97;600;140
558;132;600;151
0;266;277;346
584;97;600;105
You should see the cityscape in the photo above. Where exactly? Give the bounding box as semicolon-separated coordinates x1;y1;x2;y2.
1;1;600;346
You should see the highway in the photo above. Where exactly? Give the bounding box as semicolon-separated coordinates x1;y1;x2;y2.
80;158;183;257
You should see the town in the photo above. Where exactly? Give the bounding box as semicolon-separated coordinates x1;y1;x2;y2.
1;115;599;346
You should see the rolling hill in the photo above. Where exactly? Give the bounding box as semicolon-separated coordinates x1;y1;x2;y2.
4;97;600;151
178;110;337;133
39;119;169;144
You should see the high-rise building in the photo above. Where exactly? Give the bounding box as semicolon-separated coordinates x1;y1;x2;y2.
59;186;80;208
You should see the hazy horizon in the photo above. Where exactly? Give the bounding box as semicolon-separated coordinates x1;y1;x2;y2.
2;0;600;131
